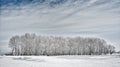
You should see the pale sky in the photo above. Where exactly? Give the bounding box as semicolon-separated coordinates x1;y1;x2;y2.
0;0;120;54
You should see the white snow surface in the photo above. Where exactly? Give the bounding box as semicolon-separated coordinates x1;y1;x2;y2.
0;55;120;67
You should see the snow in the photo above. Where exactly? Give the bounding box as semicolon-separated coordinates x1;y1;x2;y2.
0;55;120;67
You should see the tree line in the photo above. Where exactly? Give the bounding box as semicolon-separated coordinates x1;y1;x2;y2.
9;33;115;56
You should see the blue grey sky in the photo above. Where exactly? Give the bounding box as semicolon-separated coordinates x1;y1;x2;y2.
0;0;120;54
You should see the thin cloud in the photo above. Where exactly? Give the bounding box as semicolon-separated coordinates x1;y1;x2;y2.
0;0;120;53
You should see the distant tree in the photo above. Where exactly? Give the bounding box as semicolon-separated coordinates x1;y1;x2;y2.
107;45;115;54
9;35;20;55
8;33;116;56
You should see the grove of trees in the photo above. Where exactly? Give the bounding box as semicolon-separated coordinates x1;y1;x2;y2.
9;33;115;56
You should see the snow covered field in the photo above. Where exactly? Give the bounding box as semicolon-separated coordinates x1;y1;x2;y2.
0;55;120;67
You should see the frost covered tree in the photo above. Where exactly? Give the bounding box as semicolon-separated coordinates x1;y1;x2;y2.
9;35;21;55
8;33;115;55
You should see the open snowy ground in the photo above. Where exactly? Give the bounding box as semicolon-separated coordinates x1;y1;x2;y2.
0;55;120;67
